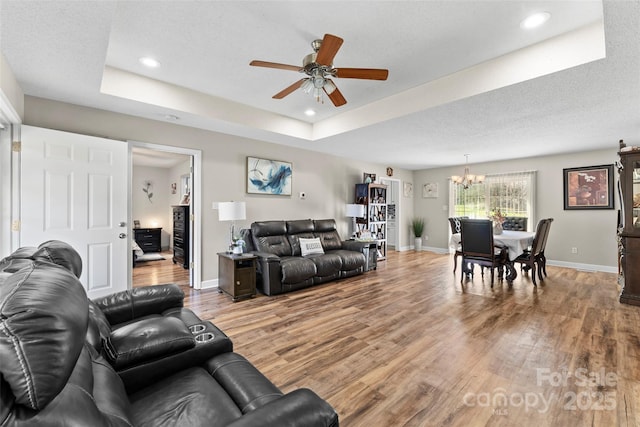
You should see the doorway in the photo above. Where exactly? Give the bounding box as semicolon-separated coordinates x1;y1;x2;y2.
380;178;401;251
129;141;202;289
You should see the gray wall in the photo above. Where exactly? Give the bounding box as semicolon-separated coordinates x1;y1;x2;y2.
17;95;619;280
413;149;618;270
23;96;414;282
132;165;173;250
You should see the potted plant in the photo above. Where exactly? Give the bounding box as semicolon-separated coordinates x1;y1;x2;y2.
411;217;425;251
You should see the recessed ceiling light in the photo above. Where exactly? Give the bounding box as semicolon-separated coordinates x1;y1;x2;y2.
139;56;160;68
304;109;316;117
520;12;551;29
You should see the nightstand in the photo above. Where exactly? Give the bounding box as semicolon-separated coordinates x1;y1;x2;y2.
133;228;162;253
217;253;257;302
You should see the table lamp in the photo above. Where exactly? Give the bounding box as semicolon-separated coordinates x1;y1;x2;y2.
217;201;246;253
346;204;365;238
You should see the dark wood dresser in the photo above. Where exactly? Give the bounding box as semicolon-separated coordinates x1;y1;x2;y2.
172;205;190;269
133;228;162;253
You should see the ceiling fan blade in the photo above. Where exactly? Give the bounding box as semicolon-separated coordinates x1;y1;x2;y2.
250;60;302;72
324;83;346;107
273;79;306;99
335;68;389;80
315;34;344;66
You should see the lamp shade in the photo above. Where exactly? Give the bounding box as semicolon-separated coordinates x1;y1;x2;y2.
346;204;365;218
217;201;246;221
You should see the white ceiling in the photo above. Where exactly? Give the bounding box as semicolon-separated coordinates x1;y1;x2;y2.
1;0;638;170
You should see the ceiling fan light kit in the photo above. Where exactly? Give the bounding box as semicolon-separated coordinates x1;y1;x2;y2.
250;33;389;107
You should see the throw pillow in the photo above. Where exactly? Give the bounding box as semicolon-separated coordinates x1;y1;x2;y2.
299;237;324;256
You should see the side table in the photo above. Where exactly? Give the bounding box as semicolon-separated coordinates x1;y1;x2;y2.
217;252;257;302
350;239;378;271
359;241;378;271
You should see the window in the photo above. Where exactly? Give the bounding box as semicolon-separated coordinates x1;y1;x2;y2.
449;171;536;229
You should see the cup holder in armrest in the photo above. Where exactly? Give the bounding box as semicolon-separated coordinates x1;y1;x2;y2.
189;324;206;334
195;332;215;343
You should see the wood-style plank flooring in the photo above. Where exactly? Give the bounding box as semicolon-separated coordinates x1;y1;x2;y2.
133;250;640;427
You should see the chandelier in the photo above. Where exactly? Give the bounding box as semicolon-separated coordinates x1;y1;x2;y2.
451;154;485;189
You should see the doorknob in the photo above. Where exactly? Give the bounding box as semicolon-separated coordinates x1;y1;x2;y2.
119;233;127;239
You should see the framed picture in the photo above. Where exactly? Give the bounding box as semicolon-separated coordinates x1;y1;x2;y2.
363;172;376;183
423;183;438;198
563;164;614;210
247;156;292;196
403;181;413;198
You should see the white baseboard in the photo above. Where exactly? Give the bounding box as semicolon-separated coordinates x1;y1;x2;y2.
200;278;218;290
546;260;617;274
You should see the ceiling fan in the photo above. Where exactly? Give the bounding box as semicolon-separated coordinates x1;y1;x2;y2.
250;34;389;107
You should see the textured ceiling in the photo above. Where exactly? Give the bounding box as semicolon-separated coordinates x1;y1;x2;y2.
1;0;638;170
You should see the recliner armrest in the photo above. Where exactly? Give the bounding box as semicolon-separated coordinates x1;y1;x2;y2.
92;283;185;325
104;316;195;370
249;252;283;296
250;251;281;261
225;389;339;427
341;240;370;252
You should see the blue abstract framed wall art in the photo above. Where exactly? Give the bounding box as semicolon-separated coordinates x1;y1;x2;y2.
246;156;292;196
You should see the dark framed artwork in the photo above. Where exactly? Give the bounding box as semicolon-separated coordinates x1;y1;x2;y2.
247;156;292;196
563;164;614;210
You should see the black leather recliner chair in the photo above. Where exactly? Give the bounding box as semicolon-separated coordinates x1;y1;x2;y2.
0;241;339;426
87;284;233;392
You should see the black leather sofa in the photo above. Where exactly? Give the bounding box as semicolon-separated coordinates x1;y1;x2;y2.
0;241;339;426
242;219;369;295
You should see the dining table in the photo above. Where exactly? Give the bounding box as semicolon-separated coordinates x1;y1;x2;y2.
450;230;536;281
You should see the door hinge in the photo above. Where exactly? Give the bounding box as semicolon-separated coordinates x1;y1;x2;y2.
190;214;194;221
190;262;194;269
12;141;21;152
11;220;20;231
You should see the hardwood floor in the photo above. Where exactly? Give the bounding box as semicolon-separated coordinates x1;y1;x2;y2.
133;251;640;427
132;251;190;288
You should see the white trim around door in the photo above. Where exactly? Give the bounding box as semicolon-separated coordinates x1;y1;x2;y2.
128;140;203;290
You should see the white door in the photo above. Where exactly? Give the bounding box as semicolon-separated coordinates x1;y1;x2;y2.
20;125;128;298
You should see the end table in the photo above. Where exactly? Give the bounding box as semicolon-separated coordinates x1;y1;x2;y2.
217;252;257;301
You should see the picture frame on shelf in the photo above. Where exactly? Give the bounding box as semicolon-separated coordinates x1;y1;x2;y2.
363;172;376;183
563;164;614;210
247;156;292;196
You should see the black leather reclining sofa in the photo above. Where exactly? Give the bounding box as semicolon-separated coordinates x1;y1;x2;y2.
242;219;370;295
0;240;339;426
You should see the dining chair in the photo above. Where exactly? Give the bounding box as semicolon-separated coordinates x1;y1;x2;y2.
448;216;468;273
502;217;528;231
535;218;554;279
459;219;508;286
513;218;550;286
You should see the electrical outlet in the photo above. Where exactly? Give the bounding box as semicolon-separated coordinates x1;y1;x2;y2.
571;247;578;254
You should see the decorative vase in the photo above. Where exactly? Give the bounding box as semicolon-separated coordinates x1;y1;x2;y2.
414;237;423;251
493;223;503;235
